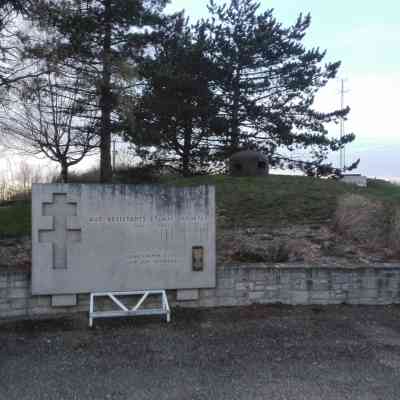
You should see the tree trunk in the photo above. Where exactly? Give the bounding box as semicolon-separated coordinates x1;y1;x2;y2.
182;126;192;177
99;0;113;183
230;70;241;154
182;154;190;177
60;162;68;183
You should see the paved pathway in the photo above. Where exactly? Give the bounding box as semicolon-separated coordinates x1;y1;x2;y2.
1;305;400;400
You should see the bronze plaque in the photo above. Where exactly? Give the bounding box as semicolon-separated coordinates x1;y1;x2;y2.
192;246;204;271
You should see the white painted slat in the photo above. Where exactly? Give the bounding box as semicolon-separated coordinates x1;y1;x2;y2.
108;294;128;311
89;290;171;327
132;292;148;311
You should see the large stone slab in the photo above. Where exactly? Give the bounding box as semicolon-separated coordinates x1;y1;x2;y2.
32;184;216;295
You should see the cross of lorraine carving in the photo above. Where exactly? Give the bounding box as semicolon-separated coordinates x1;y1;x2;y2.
39;193;81;269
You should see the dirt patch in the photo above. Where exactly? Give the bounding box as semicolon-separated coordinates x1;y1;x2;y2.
217;223;400;265
0;237;31;271
2;221;399;272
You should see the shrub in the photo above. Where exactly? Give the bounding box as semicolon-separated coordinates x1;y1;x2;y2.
113;164;161;184
232;240;290;263
334;194;392;250
59;168;101;183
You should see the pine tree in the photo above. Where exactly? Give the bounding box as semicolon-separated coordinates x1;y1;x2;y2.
32;0;168;182
207;0;355;168
124;15;222;176
0;1;37;93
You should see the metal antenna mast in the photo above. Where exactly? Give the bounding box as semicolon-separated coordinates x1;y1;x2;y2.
339;79;349;170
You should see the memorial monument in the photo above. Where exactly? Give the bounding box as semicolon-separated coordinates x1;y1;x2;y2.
32;184;216;305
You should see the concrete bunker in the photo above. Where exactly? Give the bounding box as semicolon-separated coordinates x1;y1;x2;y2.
230;150;269;177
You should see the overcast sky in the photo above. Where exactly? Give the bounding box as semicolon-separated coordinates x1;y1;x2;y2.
2;0;398;180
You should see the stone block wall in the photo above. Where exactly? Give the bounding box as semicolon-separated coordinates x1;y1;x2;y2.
0;271;87;318
191;265;400;307
1;264;400;320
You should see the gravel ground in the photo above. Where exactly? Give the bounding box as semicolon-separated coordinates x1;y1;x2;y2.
1;305;400;400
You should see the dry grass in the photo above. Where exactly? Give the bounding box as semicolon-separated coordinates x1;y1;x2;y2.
334;194;397;252
388;208;400;251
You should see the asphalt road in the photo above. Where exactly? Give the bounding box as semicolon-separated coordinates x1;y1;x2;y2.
1;305;400;400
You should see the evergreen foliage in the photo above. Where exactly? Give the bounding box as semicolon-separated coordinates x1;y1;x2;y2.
1;0;360;178
123;15;223;176
124;0;357;175
0;1;38;95
206;0;355;168
31;0;169;182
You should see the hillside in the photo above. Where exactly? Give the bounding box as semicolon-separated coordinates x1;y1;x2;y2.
0;201;30;238
163;175;400;228
2;175;400;270
1;175;400;238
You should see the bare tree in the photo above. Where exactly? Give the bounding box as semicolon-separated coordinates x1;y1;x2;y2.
1;72;98;182
0;157;55;202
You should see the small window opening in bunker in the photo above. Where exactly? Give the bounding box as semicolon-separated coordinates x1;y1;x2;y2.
257;161;266;170
234;163;243;171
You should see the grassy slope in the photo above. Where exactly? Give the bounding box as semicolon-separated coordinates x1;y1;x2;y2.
1;176;400;237
163;175;400;229
0;201;30;238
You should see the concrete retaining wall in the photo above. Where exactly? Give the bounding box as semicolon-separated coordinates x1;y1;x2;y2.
1;264;400;319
